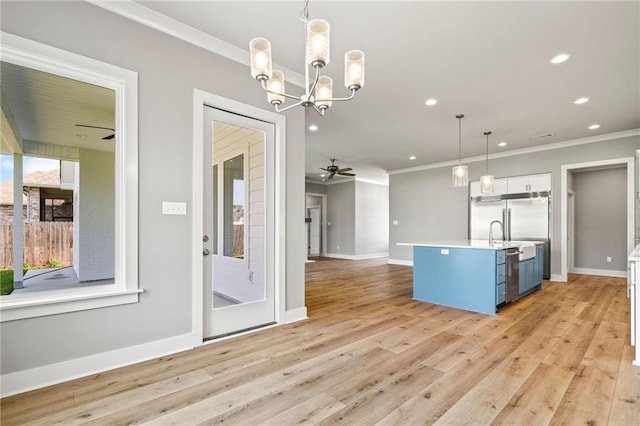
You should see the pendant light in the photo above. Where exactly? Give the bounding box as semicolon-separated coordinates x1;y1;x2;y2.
480;131;495;193
452;114;468;187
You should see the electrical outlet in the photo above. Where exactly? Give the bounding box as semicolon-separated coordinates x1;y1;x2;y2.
393;220;398;225
606;256;612;263
337;245;340;250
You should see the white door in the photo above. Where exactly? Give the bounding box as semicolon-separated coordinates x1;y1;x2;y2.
203;106;275;338
308;206;321;256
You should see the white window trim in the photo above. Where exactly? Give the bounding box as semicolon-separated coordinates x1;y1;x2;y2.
216;145;249;263
0;33;140;322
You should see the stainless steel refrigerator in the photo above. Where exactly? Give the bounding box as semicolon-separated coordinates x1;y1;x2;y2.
469;192;551;279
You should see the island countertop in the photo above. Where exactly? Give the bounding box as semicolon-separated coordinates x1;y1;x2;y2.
397;240;538;250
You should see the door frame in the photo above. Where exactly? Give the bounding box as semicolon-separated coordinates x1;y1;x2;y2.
306;192;328;256
560;156;634;282
191;89;286;347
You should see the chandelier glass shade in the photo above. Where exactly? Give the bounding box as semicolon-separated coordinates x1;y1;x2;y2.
249;1;365;116
480;131;495;193
452;114;469;187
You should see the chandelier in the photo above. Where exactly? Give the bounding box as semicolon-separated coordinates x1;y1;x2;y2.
249;0;365;116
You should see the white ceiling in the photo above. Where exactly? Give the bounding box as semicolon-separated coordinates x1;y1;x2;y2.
1;62;115;153
4;1;638;182
133;0;639;184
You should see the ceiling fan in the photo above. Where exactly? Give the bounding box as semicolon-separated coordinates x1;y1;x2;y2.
320;159;356;180
75;124;115;140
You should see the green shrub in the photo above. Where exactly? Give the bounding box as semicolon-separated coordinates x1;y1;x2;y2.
45;258;63;268
23;261;30;275
0;269;14;296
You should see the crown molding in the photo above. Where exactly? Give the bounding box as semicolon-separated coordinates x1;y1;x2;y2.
388;128;640;176
86;0;305;87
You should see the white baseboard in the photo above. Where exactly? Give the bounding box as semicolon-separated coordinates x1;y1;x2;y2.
285;307;308;323
387;259;413;266
0;333;193;398
550;274;564;282
324;253;388;260
571;268;627;278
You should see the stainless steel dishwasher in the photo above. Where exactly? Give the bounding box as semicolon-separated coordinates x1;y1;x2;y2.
505;247;521;303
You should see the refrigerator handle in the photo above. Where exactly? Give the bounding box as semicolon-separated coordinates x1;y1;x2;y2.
506;208;512;241
502;209;506;240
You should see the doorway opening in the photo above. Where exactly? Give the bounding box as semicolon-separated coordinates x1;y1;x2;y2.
560;157;634;282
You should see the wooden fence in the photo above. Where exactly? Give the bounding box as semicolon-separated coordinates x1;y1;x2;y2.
1;222;73;269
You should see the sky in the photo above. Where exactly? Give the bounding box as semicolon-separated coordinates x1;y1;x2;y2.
0;155;60;182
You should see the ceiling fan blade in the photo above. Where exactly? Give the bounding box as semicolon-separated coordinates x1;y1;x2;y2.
339;172;356;176
327;173;335;180
75;124;115;131
319;167;329;172
102;134;115;140
337;167;353;173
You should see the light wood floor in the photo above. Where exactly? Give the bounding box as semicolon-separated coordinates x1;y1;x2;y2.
2;257;638;425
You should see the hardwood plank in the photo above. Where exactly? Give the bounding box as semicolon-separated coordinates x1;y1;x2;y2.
608;344;640;425
550;319;628;424
492;363;575;425
0;258;633;426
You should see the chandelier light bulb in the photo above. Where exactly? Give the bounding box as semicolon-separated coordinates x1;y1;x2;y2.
267;70;285;105
344;50;365;90
306;19;330;68
249;38;273;80
315;76;333;109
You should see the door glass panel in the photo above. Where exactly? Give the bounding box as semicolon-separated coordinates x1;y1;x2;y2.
212;164;218;255
210;120;265;311
223;154;244;259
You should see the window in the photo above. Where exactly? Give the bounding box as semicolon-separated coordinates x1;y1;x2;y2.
0;32;139;321
223;154;245;259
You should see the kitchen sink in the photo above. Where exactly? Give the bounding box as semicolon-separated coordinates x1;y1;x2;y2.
518;243;536;261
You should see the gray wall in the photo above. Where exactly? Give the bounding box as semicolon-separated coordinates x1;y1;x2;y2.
389;135;639;277
1;1;305;375
355;181;389;255
327;181;355;255
305;181;327;194
574;167;627;271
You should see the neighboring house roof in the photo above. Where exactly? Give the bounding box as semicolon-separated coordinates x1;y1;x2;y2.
0;169;60;205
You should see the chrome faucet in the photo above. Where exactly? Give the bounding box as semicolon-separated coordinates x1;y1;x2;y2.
489;220;504;245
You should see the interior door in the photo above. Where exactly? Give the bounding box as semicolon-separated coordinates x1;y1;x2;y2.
203;106;275;339
308;206;321;256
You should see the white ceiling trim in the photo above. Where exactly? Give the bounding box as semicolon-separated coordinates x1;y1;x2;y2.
87;0;305;88
388;128;640;176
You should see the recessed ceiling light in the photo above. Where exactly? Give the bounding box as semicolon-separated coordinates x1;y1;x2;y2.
425;98;437;106
550;53;570;64
588;124;600;130
574;97;589;105
320;173;326;177
409;156;416;160
498;142;507;147
308;125;318;131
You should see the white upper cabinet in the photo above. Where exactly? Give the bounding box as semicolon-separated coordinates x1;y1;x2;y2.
506;174;551;193
471;174;550;197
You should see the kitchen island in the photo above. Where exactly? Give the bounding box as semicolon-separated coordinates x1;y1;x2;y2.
398;240;543;315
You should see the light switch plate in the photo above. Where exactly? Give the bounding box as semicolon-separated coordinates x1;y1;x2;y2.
441;249;449;255
162;201;187;215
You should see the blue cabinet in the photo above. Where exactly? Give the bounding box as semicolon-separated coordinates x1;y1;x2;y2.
412;246;506;315
519;243;544;296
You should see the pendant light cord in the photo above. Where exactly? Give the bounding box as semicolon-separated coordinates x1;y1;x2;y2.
456;114;464;166
484;131;492;174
